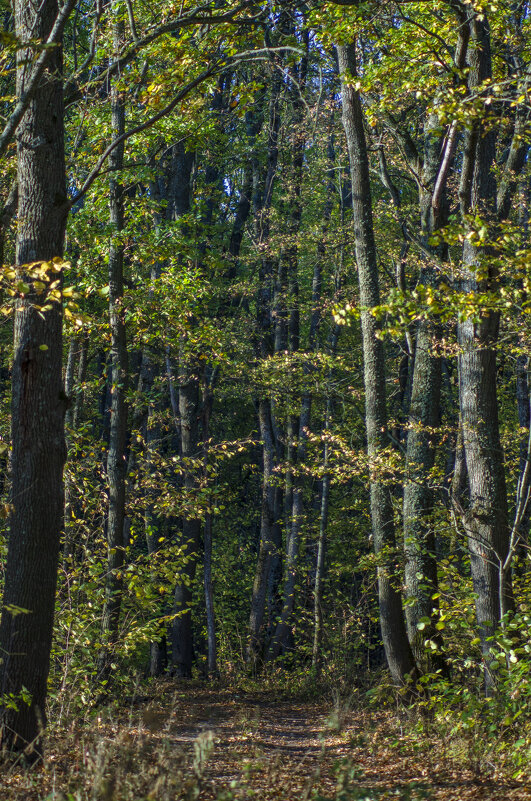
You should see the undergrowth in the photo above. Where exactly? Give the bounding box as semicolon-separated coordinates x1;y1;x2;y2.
0;670;528;801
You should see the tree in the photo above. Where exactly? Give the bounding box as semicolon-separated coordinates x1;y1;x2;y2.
0;0;70;755
337;40;418;685
98;0;129;679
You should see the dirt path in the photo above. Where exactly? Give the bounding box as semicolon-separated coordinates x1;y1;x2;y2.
129;683;531;801
2;682;531;800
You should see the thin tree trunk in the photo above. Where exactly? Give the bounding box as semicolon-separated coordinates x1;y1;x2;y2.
204;510;216;675
202;372;217;676
515;354;531;568
98;7;128;677
63;336;80;558
337;41;417;685
403;320;442;658
141;347;168;677
247;69;282;662
172;363;200;677
311;124;338;672
159;142;198;679
268;42;310;660
312;402;332;673
248;398;280;662
72;331;89;429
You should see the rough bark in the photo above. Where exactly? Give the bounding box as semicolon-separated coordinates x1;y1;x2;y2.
456;12;512;679
0;0;68;754
403;319;442;657
403;114;446;659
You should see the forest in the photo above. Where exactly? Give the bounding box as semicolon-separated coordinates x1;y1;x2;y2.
0;0;531;798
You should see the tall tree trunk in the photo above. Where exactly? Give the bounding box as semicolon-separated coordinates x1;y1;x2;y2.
513;183;531;572
158;142;198;678
403;114;448;660
0;0;68;754
141;347;168;677
337;41;417;685
139;141;195;675
247;68;282;663
98;7;128;677
248;398;279;661
311;129;339;671
312;399;332;673
202;371;217;676
456;12;512;676
63;336;80;559
515;354;531;569
72;331;89;429
403;319;442;660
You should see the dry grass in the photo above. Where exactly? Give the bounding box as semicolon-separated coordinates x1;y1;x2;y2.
0;680;530;800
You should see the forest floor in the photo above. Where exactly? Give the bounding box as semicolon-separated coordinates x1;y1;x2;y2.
1;680;530;800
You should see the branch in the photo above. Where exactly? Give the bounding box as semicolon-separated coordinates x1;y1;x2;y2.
70;64;219;205
0;0;78;160
69;43;301;206
379;110;423;184
497;73;531;221
124;0;139;42
431;120;459;211
86;2;263;92
376;145;401;208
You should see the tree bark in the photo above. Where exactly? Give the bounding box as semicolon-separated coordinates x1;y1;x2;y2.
337;41;417;685
247;69;283;663
456;12;512;677
403;114;447;661
63;336;81;559
202;373;217;676
312;402;332;673
158;142;198;679
248;398;280;661
172;361;200;677
0;0;68;754
98;6;128;678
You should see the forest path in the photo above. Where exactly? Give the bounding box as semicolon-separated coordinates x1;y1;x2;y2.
112;681;531;801
3;680;531;800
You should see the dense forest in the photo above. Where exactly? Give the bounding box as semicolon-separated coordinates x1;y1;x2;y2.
1;0;531;797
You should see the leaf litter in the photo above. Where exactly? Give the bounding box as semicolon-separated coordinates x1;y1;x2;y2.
1;680;530;800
